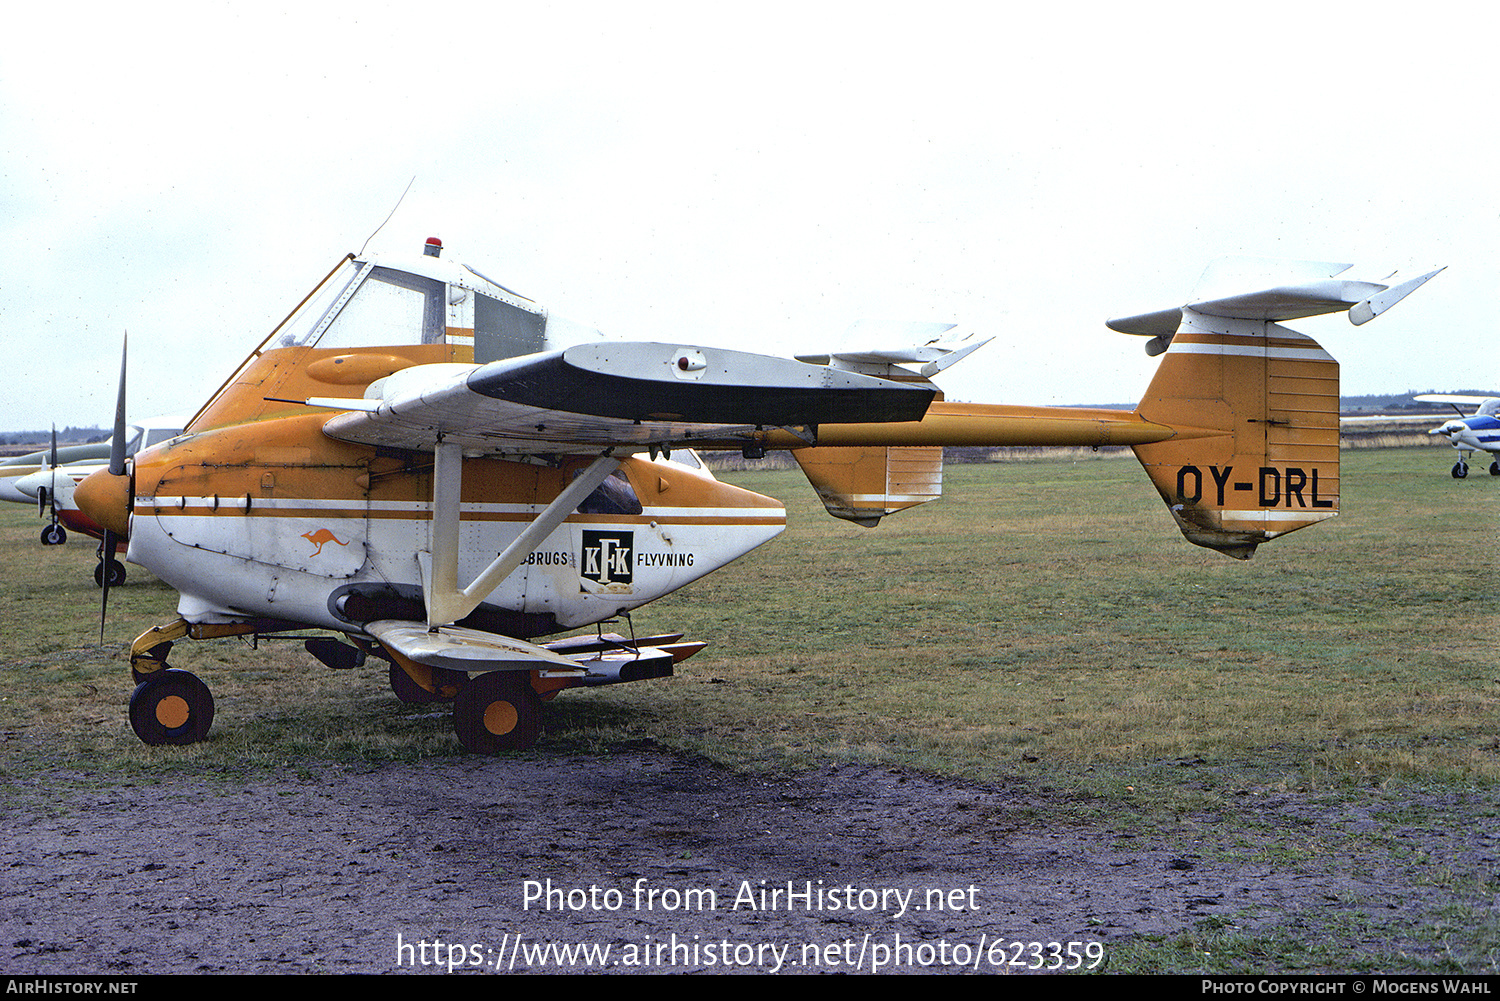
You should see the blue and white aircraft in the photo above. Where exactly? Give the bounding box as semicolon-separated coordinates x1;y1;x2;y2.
1415;394;1500;478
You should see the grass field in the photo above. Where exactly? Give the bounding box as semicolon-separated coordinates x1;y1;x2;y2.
3;446;1496;793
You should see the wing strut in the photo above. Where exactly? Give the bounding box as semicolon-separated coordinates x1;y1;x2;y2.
419;442;621;628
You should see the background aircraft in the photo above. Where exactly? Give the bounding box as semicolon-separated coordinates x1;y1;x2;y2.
9;415;187;583
1413;394;1500;478
5;416;187;512
71;244;1441;753
1;440;112;506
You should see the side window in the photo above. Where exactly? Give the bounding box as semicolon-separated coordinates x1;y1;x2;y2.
314;267;446;348
576;471;643;515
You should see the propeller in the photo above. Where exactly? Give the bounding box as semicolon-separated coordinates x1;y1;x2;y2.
99;334;127;642
38;426;55;519
35;425;69;546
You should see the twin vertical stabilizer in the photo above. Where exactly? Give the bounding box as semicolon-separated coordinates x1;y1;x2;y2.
1116;259;1442;558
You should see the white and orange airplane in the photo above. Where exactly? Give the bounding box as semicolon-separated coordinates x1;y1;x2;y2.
72;242;1442;752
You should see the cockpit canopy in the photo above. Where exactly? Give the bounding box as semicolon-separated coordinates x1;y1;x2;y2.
275;246;603;363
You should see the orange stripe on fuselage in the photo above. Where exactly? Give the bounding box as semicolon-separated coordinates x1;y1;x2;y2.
135;504;784;527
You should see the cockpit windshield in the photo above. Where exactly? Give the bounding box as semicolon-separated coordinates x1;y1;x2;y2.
276;261;446;349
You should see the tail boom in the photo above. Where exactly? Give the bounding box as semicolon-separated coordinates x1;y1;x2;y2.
763;402;1180;450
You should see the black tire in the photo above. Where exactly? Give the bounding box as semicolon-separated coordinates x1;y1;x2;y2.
129;669;215;746
94;559;126;588
390;662;437;704
1452;461;1468;480
1489;461;1499;477
389;663;463;703
40;524;66;546
453;672;542;753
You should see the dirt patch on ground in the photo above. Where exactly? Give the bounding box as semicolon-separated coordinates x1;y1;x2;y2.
4;748;1498;975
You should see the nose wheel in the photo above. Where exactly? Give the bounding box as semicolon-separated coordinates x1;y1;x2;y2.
94;558;127;587
129;668;215;746
40;524;66;545
1451;460;1468;479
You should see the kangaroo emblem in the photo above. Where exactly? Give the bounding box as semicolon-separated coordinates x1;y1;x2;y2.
301;528;349;557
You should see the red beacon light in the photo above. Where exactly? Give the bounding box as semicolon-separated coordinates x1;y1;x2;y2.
423;237;443;258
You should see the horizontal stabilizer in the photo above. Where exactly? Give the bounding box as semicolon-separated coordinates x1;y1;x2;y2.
1347;268;1444;325
1108;259;1445;343
796;323;990;378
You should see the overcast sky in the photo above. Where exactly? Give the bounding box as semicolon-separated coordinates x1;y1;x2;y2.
3;2;1494;432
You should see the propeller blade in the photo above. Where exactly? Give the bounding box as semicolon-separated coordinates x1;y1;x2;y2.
109;334;128;477
45;425;58;520
101;333;127;643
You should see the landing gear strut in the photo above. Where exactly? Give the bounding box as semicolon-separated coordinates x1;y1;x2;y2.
122;618;273;747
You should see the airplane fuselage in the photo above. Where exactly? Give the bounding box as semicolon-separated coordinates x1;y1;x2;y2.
125;410;786;637
1433;415;1500;456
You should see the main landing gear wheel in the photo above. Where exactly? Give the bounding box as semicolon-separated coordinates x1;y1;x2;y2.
453;672;542;753
389;664;463;704
129;669;215;746
95;559;126;588
1452;461;1468;479
40;524;66;545
1490;461;1499;476
390;663;433;703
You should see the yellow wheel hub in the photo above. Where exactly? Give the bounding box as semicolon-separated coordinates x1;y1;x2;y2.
155;695;190;730
483;701;518;736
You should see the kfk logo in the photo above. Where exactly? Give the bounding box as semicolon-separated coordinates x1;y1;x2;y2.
581;531;633;588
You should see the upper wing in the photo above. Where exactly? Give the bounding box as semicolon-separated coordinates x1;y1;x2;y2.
1414;394;1500;417
319;341;937;454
